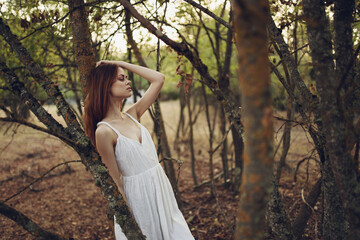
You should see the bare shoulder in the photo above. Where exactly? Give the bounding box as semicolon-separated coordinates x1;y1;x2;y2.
95;124;116;145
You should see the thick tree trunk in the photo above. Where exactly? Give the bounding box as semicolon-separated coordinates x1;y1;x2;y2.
67;0;95;98
303;0;360;238
321;154;347;240
266;181;295;240
232;0;273;239
334;0;356;151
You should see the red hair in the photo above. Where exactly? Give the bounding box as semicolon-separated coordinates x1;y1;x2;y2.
83;63;119;145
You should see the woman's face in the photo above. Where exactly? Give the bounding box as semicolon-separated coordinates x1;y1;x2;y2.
109;67;132;99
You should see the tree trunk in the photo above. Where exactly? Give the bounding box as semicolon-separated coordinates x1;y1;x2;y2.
186;84;198;186
202;82;215;197
68;0;145;238
232;124;244;195
334;0;356;151
266;181;295;240
292;178;322;239
303;0;360;238
219;106;230;188
275;97;293;183
232;0;273;239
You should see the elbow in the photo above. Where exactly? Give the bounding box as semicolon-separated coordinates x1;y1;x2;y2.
159;73;165;85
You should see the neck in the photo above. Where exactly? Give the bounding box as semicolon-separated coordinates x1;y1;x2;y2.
105;97;124;119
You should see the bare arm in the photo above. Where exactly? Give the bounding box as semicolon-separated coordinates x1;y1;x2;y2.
99;60;165;119
95;126;127;203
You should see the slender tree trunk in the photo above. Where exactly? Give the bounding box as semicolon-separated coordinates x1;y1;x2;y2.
175;84;186;142
186;84;198;186
232;0;273;239
202;83;215;197
275;97;293;183
219;106;230;187
232;124;244;195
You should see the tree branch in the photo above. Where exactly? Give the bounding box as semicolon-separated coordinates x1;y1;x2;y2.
2;160;81;203
118;0;243;136
0;62;74;146
182;0;231;29
0;116;74;145
0;17;82;139
0;202;69;240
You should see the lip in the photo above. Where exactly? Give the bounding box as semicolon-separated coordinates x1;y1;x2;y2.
127;87;132;91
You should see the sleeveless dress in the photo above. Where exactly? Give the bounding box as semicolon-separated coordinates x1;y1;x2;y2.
97;113;194;240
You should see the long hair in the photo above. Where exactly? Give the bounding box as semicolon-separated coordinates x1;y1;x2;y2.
83;63;119;145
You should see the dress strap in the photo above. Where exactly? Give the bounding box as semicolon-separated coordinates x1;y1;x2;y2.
125;112;141;126
97;121;120;138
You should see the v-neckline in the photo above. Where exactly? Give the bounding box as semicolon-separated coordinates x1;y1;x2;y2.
116;125;143;145
118;113;143;145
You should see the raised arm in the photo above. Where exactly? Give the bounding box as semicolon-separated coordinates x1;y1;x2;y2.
99;60;165;119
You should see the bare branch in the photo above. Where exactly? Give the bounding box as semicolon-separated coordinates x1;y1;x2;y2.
0;17;82;138
118;0;243;136
2;160;81;203
0;202;69;240
182;0;231;29
0;62;74;145
0;116;74;145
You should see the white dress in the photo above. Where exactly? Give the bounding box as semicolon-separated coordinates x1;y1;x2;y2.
97;113;194;240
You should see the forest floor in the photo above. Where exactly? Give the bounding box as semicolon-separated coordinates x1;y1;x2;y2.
0;100;321;240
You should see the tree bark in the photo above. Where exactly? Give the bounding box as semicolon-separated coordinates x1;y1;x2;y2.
232;0;273;239
303;0;360;238
292;178;322;239
334;0;356;151
266;181;295;240
68;0;95;98
186;83;198;186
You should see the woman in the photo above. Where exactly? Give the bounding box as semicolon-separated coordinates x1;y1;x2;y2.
83;60;194;240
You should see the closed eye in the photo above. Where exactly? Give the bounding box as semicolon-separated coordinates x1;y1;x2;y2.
118;74;128;81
